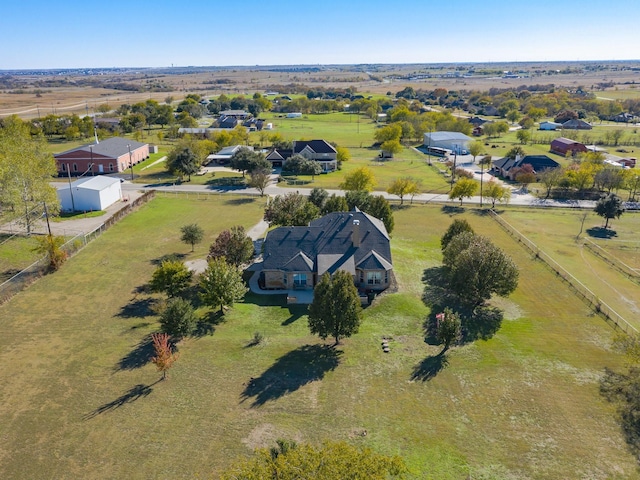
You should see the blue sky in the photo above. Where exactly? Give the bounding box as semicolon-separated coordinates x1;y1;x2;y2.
2;0;639;69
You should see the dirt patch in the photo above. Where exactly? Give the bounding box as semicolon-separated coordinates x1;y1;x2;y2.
185;259;207;274
241;423;301;451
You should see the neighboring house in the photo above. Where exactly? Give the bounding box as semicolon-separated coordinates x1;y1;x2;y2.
550;137;588;156
481;105;499;116
491;154;560;180
57;176;122;212
259;209;393;297
611;112;638;123
206;145;252;165
468;116;488;127
268;140;338;171
217;116;239;129
54;137;148;177
94;117;120;132
219;110;251;120
539;121;562;131
423;131;472;155
562;119;592;130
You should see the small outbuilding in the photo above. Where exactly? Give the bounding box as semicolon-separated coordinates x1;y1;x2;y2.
550;137;588;156
57;176;123;212
539;121;562;131
423;131;472;155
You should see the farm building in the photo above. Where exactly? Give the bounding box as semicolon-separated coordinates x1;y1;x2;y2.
423;131;472;155
562;119;592;130
550;137;588;156
57;176;122;212
54;137;148;177
539;121;562;131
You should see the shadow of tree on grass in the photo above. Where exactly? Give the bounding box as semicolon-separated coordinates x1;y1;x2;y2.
240;344;342;407
600;366;640;459
411;352;449;382
117;297;158;319
83;380;160;420
116;334;154;371
282;305;307;326
587;227;617;239
193;310;225;337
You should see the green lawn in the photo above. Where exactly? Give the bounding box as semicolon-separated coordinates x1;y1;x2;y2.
0;234;41;282
0;198;635;479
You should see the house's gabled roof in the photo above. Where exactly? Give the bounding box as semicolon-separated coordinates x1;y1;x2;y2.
494;155;559;173
262;209;391;274
266;148;293;161
551;137;584;147
562;119;592;128
356;250;393;271
55;137;147;158
293;140;336;155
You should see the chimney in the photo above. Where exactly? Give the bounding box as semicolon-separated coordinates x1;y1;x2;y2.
352;219;360;247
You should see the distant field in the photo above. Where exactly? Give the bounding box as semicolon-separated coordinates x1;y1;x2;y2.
0;197;636;479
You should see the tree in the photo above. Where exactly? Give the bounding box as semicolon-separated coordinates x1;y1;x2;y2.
443;233;519;306
506;109;521;124
230;147;262;177
468;140;484;162
387;177;419;205
514;166;537;193
322;194;349;215
208;226;254;267
449;178;478;205
199;257;248;314
336;146;351;166
505;145;526;160
248;168;271;196
435;307;461;353
380;139;402;158
373;123;402;144
264;193;320;226
151;333;179;380
441;219;474;250
160;297;197;337
308;271;362;345
367;195;395;234
483;180;511;208
538;167;564;199
33;234;67;272
478;155;493;207
308;187;329;210
0;116;59;234
340;166;376;192
150;260;192;298
516;129;531;145
220;440;407;480
594;192;625;229
180;224;204;252
167;146;200;181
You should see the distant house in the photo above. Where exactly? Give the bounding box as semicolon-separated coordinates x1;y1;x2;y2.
206;145;252;165
286;112;303;118
550;137;588;156
268;140;337;171
539;121;562;131
491;154;560;180
54;137;148;177
468;117;488;127
562;119;592;130
217;116;239;129
611;112;638;123
423;131;472;155
481;106;499;116
57;176;122;212
258;209;392;300
219;110;251;120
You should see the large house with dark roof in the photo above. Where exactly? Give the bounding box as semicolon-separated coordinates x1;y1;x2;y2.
54;137;148;177
491;154;560;180
259;209;392;295
266;139;338;171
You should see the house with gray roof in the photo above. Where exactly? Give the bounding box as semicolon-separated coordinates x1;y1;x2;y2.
491;154;560;180
54;137;149;177
259;209;393;296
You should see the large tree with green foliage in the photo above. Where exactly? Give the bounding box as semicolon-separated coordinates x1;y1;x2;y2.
0;116;59;234
440;218;474;250
264;193;320;226
150;260;193;298
221;440;407;480
199;257;248;314
167;146;200;181
443;232;519;306
449;178;478;205
339;166;377;192
208;225;254;267
594;192;625;229
160;297;197;337
308;271;362;345
387;177;420;205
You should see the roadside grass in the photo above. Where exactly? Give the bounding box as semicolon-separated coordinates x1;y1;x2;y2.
497;207;640;330
0;198;636;479
55;210;106;221
0;234;41;282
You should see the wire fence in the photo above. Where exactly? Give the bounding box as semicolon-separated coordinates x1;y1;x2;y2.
488;209;638;336
582;237;640;285
0;190;156;305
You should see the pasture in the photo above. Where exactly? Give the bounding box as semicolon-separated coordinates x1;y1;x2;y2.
0;196;636;479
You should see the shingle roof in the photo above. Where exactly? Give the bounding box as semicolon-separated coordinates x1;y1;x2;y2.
262;209;392;275
293;140;337;155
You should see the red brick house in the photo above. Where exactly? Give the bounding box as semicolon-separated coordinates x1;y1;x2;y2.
54;137;149;177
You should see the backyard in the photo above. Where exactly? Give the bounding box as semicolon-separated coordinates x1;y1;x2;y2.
0;196;636;479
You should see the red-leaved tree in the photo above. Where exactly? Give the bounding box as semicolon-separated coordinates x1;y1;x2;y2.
151;333;179;380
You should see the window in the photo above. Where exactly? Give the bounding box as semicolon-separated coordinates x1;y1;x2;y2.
61;164;66;172
283;274;287;285
384;270;389;284
72;163;78;172
109;163;114;172
293;273;307;286
367;271;382;285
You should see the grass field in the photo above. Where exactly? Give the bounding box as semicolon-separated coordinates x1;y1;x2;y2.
0;234;41;282
0;197;636;479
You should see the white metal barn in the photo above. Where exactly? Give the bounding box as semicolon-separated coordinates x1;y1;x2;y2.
58;176;123;212
423;131;472;154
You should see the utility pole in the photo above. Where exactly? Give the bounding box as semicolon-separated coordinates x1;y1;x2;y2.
89;145;94;176
127;144;134;181
450;152;457;190
43;202;52;237
67;164;76;212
